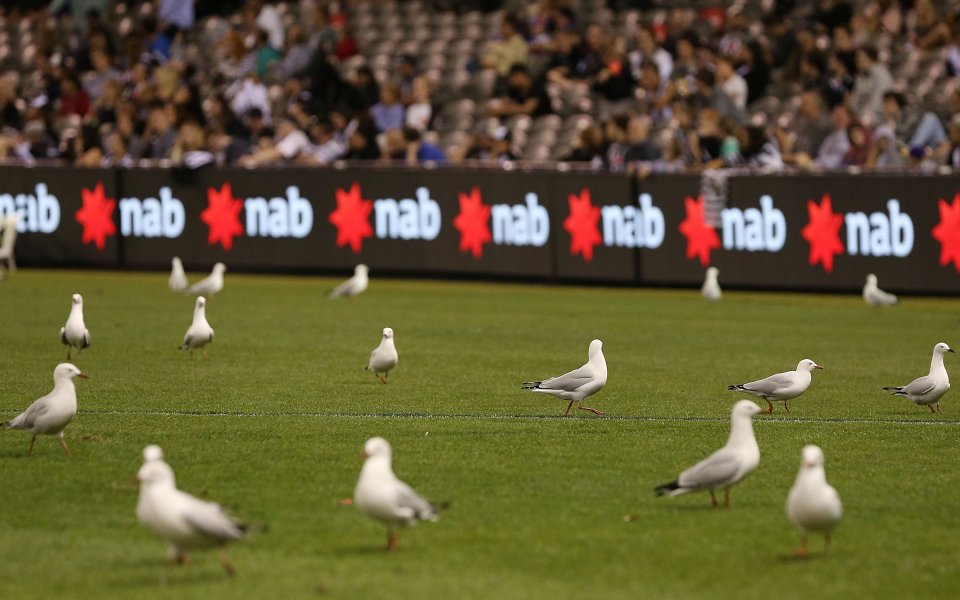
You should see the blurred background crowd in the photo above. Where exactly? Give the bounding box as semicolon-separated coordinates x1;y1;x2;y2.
1;0;960;173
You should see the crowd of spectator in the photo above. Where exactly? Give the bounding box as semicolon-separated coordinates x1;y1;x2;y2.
1;0;960;174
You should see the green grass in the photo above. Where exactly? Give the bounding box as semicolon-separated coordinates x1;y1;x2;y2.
1;269;959;599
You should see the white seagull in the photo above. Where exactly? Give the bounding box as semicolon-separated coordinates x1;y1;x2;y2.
522;339;607;416
883;342;953;414
136;445;246;575
367;327;398;383
60;293;90;360
329;264;369;298
655;400;762;508
863;273;897;306
186;262;226;297
4;363;86;456
702;266;722;301
727;359;823;414
786;445;843;557
353;437;440;552
169;257;189;292
179;296;215;358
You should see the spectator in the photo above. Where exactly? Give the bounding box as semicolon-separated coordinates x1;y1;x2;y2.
158;0;196;31
81;48;120;101
464;127;517;164
231;73;272;126
604;114;630;171
737;41;770;106
343;123;381;160
850;46;893;123
944;114;960;169
57;74;91;119
344;66;380;113
815;103;853;168
624;114;662;162
241;118;310;166
629;28;673;83
881;91;947;152
1;75;24;131
489;64;552;118
690;69;747;125
281;26;312;79
593;37;636;118
370;83;406;133
405;76;434;131
482;12;530;77
384;127;447;164
715;54;748;111
172;120;215;169
562;124;606;167
144;101;178;160
866;125;904;168
299;118;348;165
787;89;834;159
841;121;872;166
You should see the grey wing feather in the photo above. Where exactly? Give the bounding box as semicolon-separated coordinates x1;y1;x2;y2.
743;373;793;395
182;500;245;541
82;329;90;348
536;365;593;392
395;481;438;522
8;399;50;429
60;327;67;345
900;375;937;396
677;451;740;490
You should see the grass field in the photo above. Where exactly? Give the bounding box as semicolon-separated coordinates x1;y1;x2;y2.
1;269;959;599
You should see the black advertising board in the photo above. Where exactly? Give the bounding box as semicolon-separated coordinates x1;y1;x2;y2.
0;166;121;268
634;174;704;286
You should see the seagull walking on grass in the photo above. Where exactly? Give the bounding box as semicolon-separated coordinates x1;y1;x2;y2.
186;262;226;297
522;339;607;416
179;297;214;358
60;293;90;359
354;437;440;552
329;264;369;298
655;400;762;508
786;445;843;557
702;267;722;301
863;274;897;306
367;327;398;383
727;359;823;414
4;363;86;456
136;445;246;576
169;257;189;292
882;342;953;414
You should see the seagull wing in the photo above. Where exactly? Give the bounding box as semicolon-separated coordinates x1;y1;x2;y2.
7;397;50;429
60;327;67;345
899;374;937;396
82;329;90;348
741;372;794;396
528;364;594;392
394;480;438;523
329;277;356;298
180;495;245;542
677;449;741;490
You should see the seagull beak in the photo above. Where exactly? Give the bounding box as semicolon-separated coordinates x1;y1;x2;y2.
362;450;370;459
77;372;89;379
814;365;824;370
948;349;956;354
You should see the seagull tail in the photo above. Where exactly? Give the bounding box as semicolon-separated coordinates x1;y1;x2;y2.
726;384;745;391
654;481;681;497
882;386;904;395
521;381;543;390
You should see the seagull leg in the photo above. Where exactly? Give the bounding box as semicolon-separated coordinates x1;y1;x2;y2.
219;552;236;576
928;404;936;414
563;400;575;417
760;398;774;415
723;489;730;508
577;404;605;416
795;536;808;558
66;347;72;360
378;374;387;384
387;529;401;552
59;432;71;456
203;349;209;360
26;434;36;456
936;403;944;415
784;401;790;414
709;491;718;508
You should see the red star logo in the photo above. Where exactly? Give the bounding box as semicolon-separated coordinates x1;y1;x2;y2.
201;183;244;251
452;187;492;259
801;194;845;273
329;183;374;254
75;182;116;250
563;188;602;262
678;195;720;266
932;194;960;272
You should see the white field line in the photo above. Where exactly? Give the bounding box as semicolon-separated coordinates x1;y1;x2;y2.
26;409;958;426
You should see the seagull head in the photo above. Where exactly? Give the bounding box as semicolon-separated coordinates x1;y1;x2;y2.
801;445;825;469
196;296;206;309
382;327;394;339
356;264;369;276
732;400;762;418
143;444;164;462
706;266;719;278
71;293;83;305
363;436;391;460
172;257;182;268
54;362;87;381
798;359;823;372
213;262;227;274
136;460;174;486
589;339;603;355
935;342;955;354
866;273;877;285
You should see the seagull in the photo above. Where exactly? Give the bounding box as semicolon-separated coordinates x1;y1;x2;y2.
655;400;762;508
169;257;189;292
727;359;823;414
186;262;226;297
367;327;398;383
863;273;897;306
4;363;86;456
522;339;607;416
786;445;843;557
179;296;214;358
702;266;722;301
329;264;369;298
353;437;440;552
883;342;953;414
136;445;246;575
60;293;90;360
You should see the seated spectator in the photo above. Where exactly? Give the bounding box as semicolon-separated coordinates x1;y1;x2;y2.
172;120;215;169
481;12;530;78
144;101;178;160
604;115;630;172
343;123;381;160
383;127;447;164
231;73;272;126
57;74;91;119
82;49;121;101
405;76;434;131
882;91;947;152
842;121;872;166
488;64;552;118
737;41;770;105
101;129;134;167
593;37;636;118
370;83;405;133
850;46;893;124
624;114;662;162
866;125;905;168
943;114;960;170
715;54;748;111
395;55;420;106
240;118;310;166
629;28;673;83
281;25;312;79
344;66;380;113
464;126;517;163
814;103;853;168
562;124;606;167
299;118;348;165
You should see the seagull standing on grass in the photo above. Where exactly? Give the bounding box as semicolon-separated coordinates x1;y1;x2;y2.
329;264;369;298
4;363;86;456
179;297;214;358
60;293;90;360
883;342;953;414
186;262;226;297
353;437;441;552
702;267;722;301
655;400;762;508
136;445;246;576
367;327;398;383
169;257;189;292
863;274;897;306
786;445;843;557
522;339;607;416
727;359;823;414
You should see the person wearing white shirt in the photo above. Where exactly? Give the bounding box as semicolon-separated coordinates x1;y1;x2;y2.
716;55;748;111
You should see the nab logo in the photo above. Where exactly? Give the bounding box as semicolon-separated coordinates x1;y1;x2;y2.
374;186;441;240
244;186;313;238
844;199;913;257
601;193;664;249
0;183;60;233
119;186;185;238
721;195;785;252
491;192;549;246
